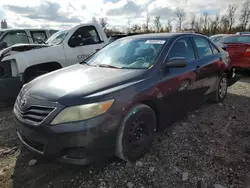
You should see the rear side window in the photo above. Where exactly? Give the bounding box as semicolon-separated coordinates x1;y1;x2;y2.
220;35;250;43
168;37;196;62
1;31;29;47
193;37;213;58
30;31;48;43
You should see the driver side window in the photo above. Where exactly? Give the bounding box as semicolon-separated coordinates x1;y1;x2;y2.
68;26;101;47
168;37;195;62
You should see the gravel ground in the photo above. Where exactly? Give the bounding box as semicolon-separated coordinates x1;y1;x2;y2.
0;74;249;188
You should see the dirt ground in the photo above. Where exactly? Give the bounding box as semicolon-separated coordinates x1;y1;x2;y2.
0;73;249;188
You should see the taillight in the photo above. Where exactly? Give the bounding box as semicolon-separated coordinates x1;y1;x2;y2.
244;47;250;56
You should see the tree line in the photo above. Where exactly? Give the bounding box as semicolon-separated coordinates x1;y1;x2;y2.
93;0;250;36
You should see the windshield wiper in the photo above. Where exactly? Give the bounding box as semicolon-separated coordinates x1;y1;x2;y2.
96;64;123;69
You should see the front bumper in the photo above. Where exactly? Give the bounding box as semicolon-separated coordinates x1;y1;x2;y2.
14;110;120;165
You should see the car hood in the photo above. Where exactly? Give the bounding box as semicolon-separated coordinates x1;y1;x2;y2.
0;44;49;61
23;64;147;105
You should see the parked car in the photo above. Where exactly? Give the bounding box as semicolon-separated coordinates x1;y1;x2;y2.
236;32;250;35
14;33;239;164
0;28;51;50
0;22;108;102
210;34;229;43
218;34;250;70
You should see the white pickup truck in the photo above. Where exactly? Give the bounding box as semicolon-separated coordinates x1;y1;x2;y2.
0;22;108;102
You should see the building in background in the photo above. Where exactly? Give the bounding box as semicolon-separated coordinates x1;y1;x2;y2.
1;20;7;29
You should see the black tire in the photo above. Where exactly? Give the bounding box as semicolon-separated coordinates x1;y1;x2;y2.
116;104;157;162
210;73;228;103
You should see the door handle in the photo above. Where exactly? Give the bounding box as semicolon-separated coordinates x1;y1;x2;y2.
196;66;201;73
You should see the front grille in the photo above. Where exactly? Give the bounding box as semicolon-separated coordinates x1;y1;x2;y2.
16;105;55;124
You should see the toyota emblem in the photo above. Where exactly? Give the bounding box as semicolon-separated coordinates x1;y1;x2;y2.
20;98;27;108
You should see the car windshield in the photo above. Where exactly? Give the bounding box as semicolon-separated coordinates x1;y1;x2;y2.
86;38;167;69
220;35;250;43
0;32;3;37
45;29;69;45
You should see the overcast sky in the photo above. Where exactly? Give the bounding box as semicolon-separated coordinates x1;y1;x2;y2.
0;0;246;30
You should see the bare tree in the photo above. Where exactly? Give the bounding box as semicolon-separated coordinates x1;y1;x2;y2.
145;12;150;32
165;20;172;32
210;13;220;34
127;19;131;33
154;16;161;32
92;17;97;23
203;12;209;33
240;0;250;30
131;24;141;33
221;15;230;33
175;8;185;31
228;5;238;33
190;13;196;30
99;18;108;30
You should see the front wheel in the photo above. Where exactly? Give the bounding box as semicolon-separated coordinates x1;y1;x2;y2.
116;104;157;162
210;73;228;103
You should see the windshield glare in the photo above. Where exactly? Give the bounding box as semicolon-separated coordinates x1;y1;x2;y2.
45;29;69;45
86;38;167;69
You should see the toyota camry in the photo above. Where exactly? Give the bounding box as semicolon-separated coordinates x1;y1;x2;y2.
13;33;239;164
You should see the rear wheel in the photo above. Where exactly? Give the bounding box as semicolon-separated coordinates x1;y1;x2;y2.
116;104;156;162
210;73;228;103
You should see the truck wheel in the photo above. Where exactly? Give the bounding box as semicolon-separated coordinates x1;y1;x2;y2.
116;104;156;162
210;73;228;103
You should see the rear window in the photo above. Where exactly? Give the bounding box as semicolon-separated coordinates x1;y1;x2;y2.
220;35;250;43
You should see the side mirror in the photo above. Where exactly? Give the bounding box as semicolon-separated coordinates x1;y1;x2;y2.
221;44;227;51
68;37;80;48
163;57;187;68
0;42;8;50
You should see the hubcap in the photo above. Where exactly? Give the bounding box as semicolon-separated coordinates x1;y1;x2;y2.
219;77;227;99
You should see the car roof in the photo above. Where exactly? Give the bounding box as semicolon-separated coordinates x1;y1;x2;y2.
0;28;49;32
210;34;229;37
122;33;205;40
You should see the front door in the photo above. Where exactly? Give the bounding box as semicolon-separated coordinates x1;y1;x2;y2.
63;26;104;65
157;37;205;124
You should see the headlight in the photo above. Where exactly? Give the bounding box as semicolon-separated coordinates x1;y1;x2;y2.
51;99;114;125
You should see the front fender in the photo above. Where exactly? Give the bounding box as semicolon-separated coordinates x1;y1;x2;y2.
2;45;66;74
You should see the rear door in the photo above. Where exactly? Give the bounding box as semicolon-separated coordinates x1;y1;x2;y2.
158;36;204;123
63;25;105;64
192;36;222;95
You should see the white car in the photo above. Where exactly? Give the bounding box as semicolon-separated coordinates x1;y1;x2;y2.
0;22;108;102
